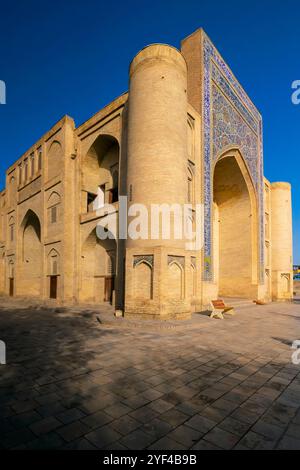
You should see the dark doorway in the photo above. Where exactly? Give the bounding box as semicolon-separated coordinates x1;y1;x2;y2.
105;276;114;303
87;192;97;212
50;275;58;299
9;278;14;296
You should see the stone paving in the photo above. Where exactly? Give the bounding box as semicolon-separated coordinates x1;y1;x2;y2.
0;295;300;450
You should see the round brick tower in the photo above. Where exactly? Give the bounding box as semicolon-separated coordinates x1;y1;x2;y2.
125;44;191;319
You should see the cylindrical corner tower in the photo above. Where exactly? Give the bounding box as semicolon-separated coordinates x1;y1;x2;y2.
271;182;293;301
125;44;190;319
127;44;188;247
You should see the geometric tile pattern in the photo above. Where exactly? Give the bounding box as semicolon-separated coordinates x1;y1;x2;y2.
212;84;259;183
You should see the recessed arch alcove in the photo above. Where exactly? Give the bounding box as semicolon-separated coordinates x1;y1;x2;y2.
213;150;258;298
80;227;116;304
82;134;120;212
19;209;42;296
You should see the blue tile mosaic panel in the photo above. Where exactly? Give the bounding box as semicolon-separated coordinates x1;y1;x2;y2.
202;34;264;283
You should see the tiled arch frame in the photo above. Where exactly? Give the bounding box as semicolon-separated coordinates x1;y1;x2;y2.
202;33;264;283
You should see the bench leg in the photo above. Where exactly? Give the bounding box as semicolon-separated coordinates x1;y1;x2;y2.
223;308;235;316
210;310;224;320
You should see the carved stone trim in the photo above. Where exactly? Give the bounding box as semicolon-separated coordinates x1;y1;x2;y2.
168;255;185;268
281;273;290;280
133;255;154;268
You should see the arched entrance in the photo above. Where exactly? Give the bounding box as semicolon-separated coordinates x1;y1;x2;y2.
20;210;42;296
82;134;119;212
213;151;258;298
80;228;116;304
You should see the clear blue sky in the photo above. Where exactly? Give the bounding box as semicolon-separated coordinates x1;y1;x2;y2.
0;0;299;262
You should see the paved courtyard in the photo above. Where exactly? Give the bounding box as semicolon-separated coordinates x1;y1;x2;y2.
0;294;300;450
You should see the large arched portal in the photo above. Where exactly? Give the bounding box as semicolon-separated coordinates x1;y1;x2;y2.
213;153;258;298
20;210;42;296
82;135;120;212
80;228;117;304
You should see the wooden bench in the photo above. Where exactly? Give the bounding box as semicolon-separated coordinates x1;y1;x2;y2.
210;299;235;320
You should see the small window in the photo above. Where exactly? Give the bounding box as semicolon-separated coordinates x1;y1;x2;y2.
18;164;22;185
51;206;57;223
38;148;42;171
24;159;28;182
31;153;35;177
10;224;14;242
